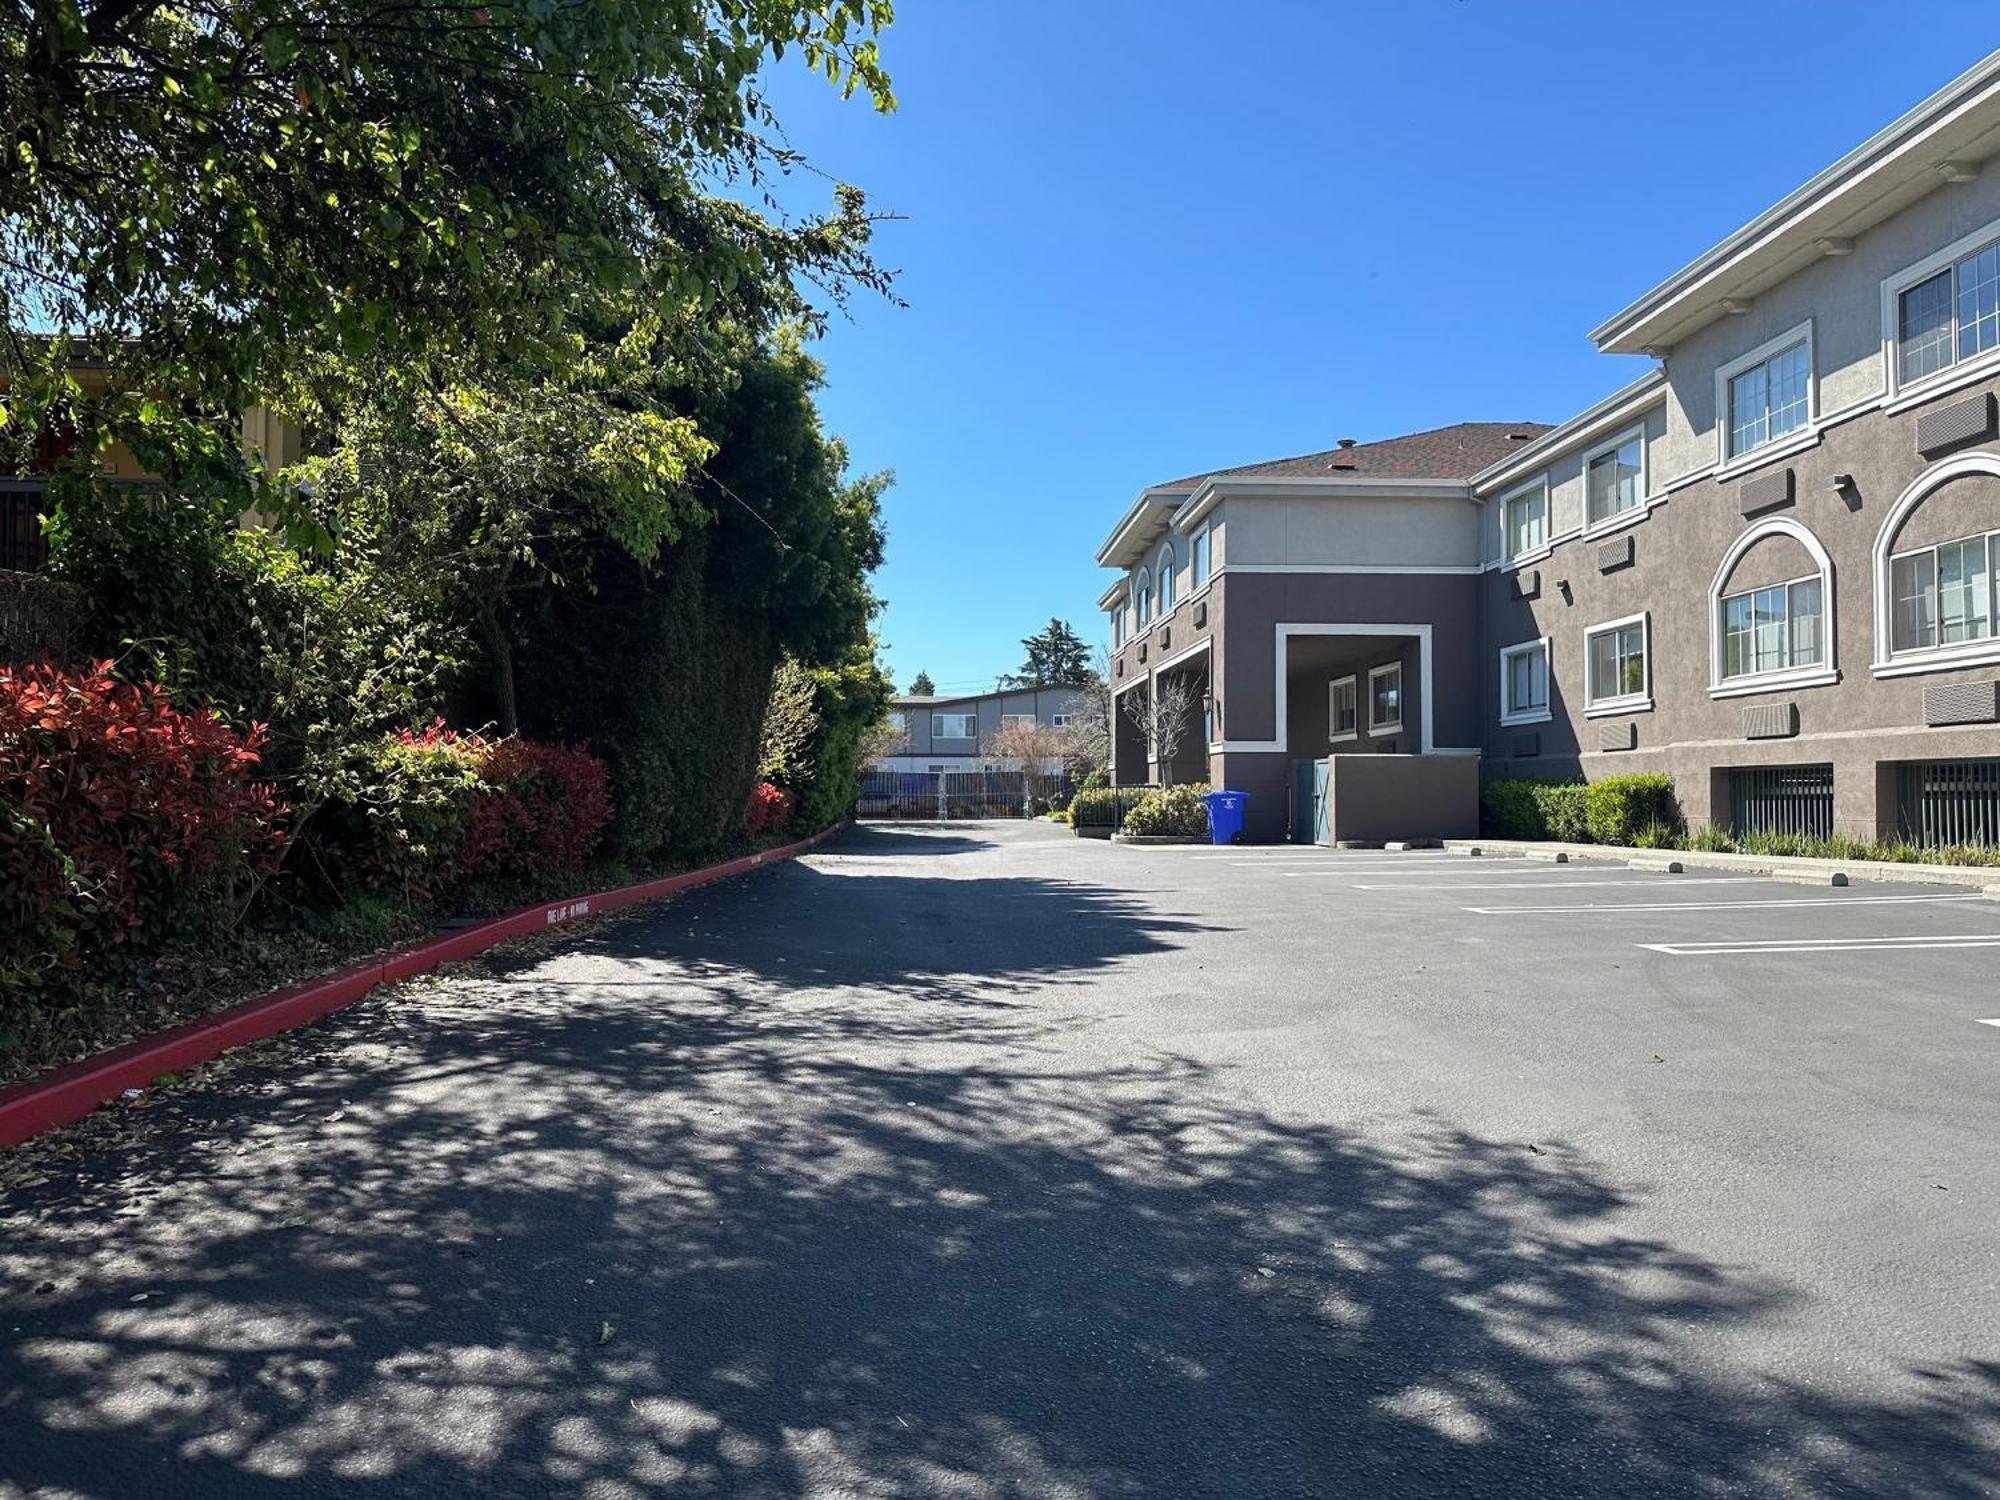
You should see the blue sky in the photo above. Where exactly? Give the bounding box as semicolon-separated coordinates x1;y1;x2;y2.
762;4;1987;697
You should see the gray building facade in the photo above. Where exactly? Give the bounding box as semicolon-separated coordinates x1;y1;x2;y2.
876;685;1089;773
1100;52;2000;846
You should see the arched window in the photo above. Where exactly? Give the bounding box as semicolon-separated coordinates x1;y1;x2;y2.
1135;568;1153;627
1872;452;2000;674
1157;544;1176;614
1708;515;1836;695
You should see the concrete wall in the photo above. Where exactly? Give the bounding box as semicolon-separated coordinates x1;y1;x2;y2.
1325;754;1480;844
1654;168;2000;486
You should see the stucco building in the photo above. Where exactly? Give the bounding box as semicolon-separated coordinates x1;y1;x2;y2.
1100;51;2000;846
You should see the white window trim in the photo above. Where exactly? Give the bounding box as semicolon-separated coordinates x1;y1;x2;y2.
1497;637;1552;726
1135;566;1153;626
1190;518;1213;591
1582;611;1653;717
999;713;1036;729
1871;450;2000;675
1328;673;1358;744
1050;713;1073;729
1498;475;1550;565
1367;661;1404;735
1581;425;1649;531
1714;320;1816;474
1156;543;1176;614
1879;214;2000;410
1707;515;1839;698
932;712;977;740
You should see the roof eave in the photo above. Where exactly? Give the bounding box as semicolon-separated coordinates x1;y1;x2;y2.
1590;49;2000;355
1469;370;1669;493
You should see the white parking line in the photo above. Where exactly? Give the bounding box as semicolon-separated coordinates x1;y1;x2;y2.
1640;934;2000;956
1348;876;1768;891
1979;1019;2000;1028
1255;858;1547;871
1462;894;1989;915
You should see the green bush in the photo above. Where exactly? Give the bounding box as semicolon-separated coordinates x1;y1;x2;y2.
1536;784;1590;842
1479;778;1548;839
1480;777;1594;842
1686;824;1735;852
309;735;483;906
1068;786;1125;830
1584;772;1679;846
1122;783;1212;839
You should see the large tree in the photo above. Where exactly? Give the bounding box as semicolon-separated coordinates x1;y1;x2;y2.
1005;617;1091;688
907;669;934;695
2;0;896;537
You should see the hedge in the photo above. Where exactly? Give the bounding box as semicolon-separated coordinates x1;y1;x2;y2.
1480;773;1679;846
1122;783;1212;839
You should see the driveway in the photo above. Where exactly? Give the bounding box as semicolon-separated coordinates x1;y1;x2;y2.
2;820;1997;1499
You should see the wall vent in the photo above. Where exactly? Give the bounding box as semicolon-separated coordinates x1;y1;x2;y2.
1599;721;1637;752
1915;391;1997;456
1741;701;1799;739
1136;643;1147;664
1597;535;1634;573
1193;600;1207;628
1510;731;1541;758
1156;625;1171;651
1923;679;2000;726
1736;467;1794;518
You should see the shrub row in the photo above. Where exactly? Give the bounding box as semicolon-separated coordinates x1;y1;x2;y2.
1480;773;1679;846
1122;783;1213;840
1;660;283;990
2;663;618;1001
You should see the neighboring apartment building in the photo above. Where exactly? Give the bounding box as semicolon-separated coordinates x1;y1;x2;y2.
1101;51;2000;846
872;685;1089;774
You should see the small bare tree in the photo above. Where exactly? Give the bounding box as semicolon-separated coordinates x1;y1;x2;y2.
984;718;1073;809
1121;674;1201;786
1063;651;1114;784
856;711;910;767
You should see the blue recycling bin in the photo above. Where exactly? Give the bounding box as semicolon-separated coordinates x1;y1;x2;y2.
1202;789;1248;845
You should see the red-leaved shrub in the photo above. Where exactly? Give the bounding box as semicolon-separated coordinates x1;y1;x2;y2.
0;659;284;986
743;780;793;839
395;721;611;886
463;738;613;879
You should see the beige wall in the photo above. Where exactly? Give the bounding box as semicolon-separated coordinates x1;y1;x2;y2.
1655;168;2000;486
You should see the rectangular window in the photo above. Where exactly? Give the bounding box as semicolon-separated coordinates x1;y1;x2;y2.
1192;522;1211;587
1585;433;1643;525
1368;662;1403;734
1050;713;1073;729
932;712;977;740
999;713;1035;730
1726;338;1810;459
1585;616;1649;710
1329;675;1357;742
1939;536;1991;644
887;711;907;733
1720;576;1824;679
1499;639;1549;723
1502;480;1547;561
1892;230;2000;390
1111;607;1124;649
1891;531;1999;655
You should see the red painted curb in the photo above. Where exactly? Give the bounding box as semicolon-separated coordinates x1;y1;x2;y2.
0;821;846;1150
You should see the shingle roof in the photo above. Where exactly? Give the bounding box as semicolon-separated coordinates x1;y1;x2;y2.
1156;421;1555;489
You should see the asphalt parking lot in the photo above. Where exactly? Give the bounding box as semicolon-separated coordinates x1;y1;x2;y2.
2;819;1996;1499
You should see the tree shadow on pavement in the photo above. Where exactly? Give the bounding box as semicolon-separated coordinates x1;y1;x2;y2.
1;847;1996;1499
